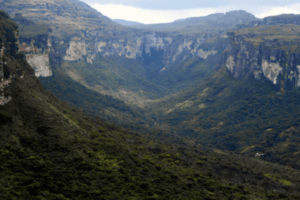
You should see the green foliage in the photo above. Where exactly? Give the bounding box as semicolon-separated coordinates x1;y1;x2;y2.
2;6;300;199
264;174;292;186
2;41;300;198
148;65;300;169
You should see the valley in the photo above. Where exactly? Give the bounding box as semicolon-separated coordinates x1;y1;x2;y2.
1;0;300;199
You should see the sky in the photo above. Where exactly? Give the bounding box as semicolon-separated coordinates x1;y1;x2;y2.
81;0;300;24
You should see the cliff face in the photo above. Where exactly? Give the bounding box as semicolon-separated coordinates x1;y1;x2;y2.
221;26;300;91
0;1;258;82
18;34;52;77
0;11;25;105
64;30;218;68
4;0;300;93
14;20;221;79
3;0;300;107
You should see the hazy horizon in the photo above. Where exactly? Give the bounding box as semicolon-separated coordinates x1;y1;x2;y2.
79;0;300;24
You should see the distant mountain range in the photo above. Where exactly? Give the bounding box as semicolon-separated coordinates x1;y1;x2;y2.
113;19;145;26
128;10;258;33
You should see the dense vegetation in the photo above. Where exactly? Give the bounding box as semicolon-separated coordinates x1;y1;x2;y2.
29;14;300;170
148;67;300;168
2;49;300;200
2;11;300;199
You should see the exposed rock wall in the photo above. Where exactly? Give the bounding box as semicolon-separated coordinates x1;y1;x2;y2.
16;27;220;76
63;30;218;69
18;34;52;77
0;43;12;106
26;54;52;77
222;33;300;90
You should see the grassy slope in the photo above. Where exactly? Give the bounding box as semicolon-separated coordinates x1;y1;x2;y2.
1;0;124;38
59;55;167;106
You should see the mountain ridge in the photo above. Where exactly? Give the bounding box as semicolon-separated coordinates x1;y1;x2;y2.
113;19;145;26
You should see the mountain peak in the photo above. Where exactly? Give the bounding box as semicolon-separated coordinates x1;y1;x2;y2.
225;10;257;20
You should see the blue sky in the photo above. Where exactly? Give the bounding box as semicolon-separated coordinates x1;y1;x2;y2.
81;0;300;24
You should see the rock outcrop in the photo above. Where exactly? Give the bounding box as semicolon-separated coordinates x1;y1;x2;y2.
0;44;12;105
0;11;25;105
63;30;219;68
18;35;52;77
3;0;300;93
222;32;300;91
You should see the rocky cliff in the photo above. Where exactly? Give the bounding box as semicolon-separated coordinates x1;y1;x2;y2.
64;30;219;69
0;1;257;79
3;0;300;94
0;11;26;105
222;24;300;91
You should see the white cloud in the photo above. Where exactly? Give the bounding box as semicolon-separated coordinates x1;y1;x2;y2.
89;3;300;24
90;3;218;24
254;3;300;18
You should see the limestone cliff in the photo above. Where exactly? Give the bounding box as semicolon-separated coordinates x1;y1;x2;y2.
18;34;52;77
15;20;220;77
0;1;257;80
222;31;300;91
0;44;12;105
64;30;218;68
0;11;28;105
4;0;300;93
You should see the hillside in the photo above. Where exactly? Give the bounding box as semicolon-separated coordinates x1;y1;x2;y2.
146;22;300;169
3;10;300;199
0;0;122;37
1;0;300;183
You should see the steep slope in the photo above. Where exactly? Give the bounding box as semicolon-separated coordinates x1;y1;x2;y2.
3;11;300;199
147;21;300;169
223;24;300;91
0;0;120;37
